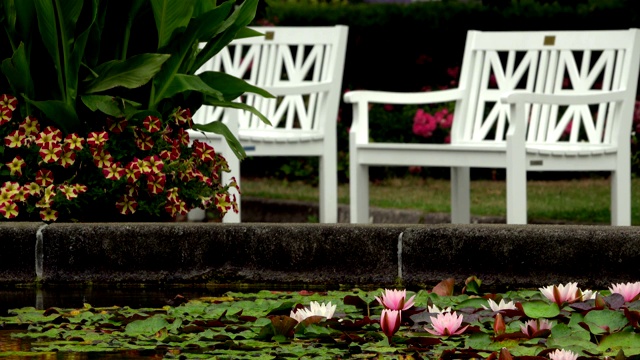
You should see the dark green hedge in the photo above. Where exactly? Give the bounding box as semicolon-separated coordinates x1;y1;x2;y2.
263;0;638;92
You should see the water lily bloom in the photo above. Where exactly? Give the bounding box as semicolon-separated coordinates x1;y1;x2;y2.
427;304;452;314
289;301;336;323
609;282;640;302
376;289;416;311
548;349;578;360
482;299;517;312
539;282;583;305
520;318;553;338
380;309;401;340
425;311;468;336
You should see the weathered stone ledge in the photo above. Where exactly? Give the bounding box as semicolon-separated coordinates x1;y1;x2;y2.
1;222;638;289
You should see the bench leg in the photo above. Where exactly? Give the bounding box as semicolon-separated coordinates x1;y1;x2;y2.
319;154;338;223
450;167;471;224
506;167;527;225
611;166;631;226
221;152;241;223
350;136;370;223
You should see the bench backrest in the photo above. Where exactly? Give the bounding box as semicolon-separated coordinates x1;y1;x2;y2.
451;29;640;147
192;26;349;136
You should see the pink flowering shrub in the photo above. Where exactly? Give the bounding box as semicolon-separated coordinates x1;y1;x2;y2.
0;94;238;222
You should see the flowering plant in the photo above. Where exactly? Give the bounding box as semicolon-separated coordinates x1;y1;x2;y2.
0;0;270;221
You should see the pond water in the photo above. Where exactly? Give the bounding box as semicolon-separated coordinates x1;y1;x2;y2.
0;285;327;359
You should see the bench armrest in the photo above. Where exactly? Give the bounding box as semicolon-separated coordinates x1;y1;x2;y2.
344;88;465;105
344;88;465;144
262;81;334;96
500;89;627;106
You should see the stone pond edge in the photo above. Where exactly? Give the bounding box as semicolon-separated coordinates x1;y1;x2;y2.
1;222;638;290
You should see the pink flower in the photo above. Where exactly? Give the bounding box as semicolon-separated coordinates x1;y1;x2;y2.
425;311;468;336
413;109;437;138
609;282;640;302
520;318;553;338
548;349;578;360
380;309;401;341
539;282;583;305
375;289;416;311
435;109;453;129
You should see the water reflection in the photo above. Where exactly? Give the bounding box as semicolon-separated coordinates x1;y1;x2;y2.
0;286;224;316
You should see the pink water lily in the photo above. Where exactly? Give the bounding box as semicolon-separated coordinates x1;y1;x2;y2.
375;289;416;311
539;282;584;305
609;282;640;302
425;311;468;336
380;309;401;341
548;349;578;360
520;318;553;338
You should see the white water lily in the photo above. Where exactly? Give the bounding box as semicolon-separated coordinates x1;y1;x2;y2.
481;299;517;311
290;301;336;322
581;289;598;301
427;304;452;314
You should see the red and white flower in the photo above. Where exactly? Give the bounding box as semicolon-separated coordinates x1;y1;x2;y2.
6;156;26;177
39;142;63;163
115;195;138;215
0;94;18;111
4;129;26;148
142;115;161;133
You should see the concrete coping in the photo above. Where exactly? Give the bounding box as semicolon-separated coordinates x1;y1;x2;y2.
1;222;638;290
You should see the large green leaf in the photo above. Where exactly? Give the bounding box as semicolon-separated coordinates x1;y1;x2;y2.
203;98;272;127
124;315;169;337
85;53;171;94
25;97;82;134
118;0;145;60
67;0;98;104
1;43;33;104
148;2;233;108
520;300;560;319
33;0;64;99
191;121;246;161
597;332;640;356
162;74;224;101
198;71;273;101
192;0;258;73
80;95;141;118
150;0;195;50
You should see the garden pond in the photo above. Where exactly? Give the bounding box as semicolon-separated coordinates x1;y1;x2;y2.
2;280;640;359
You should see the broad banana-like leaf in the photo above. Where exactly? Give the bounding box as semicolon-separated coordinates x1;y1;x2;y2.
1;43;33;106
202;98;272;127
33;0;84;104
118;0;145;60
192;0;217;18
25;97;82;134
198;71;273;102
161;74;224;101
149;2;233;108
85;53;171;94
68;0;98;103
233;27;265;41
191;121;246;160
81;95;141;119
193;0;258;73
150;0;195;51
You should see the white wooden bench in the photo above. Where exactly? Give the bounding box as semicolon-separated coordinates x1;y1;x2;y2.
189;25;349;223
345;28;640;225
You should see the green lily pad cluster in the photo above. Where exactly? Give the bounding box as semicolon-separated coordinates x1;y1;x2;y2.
1;281;640;359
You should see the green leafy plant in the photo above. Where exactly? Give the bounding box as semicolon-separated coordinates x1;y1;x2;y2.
0;0;272;221
4;280;640;358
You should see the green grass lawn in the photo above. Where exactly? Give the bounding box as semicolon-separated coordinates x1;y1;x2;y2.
240;176;640;225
